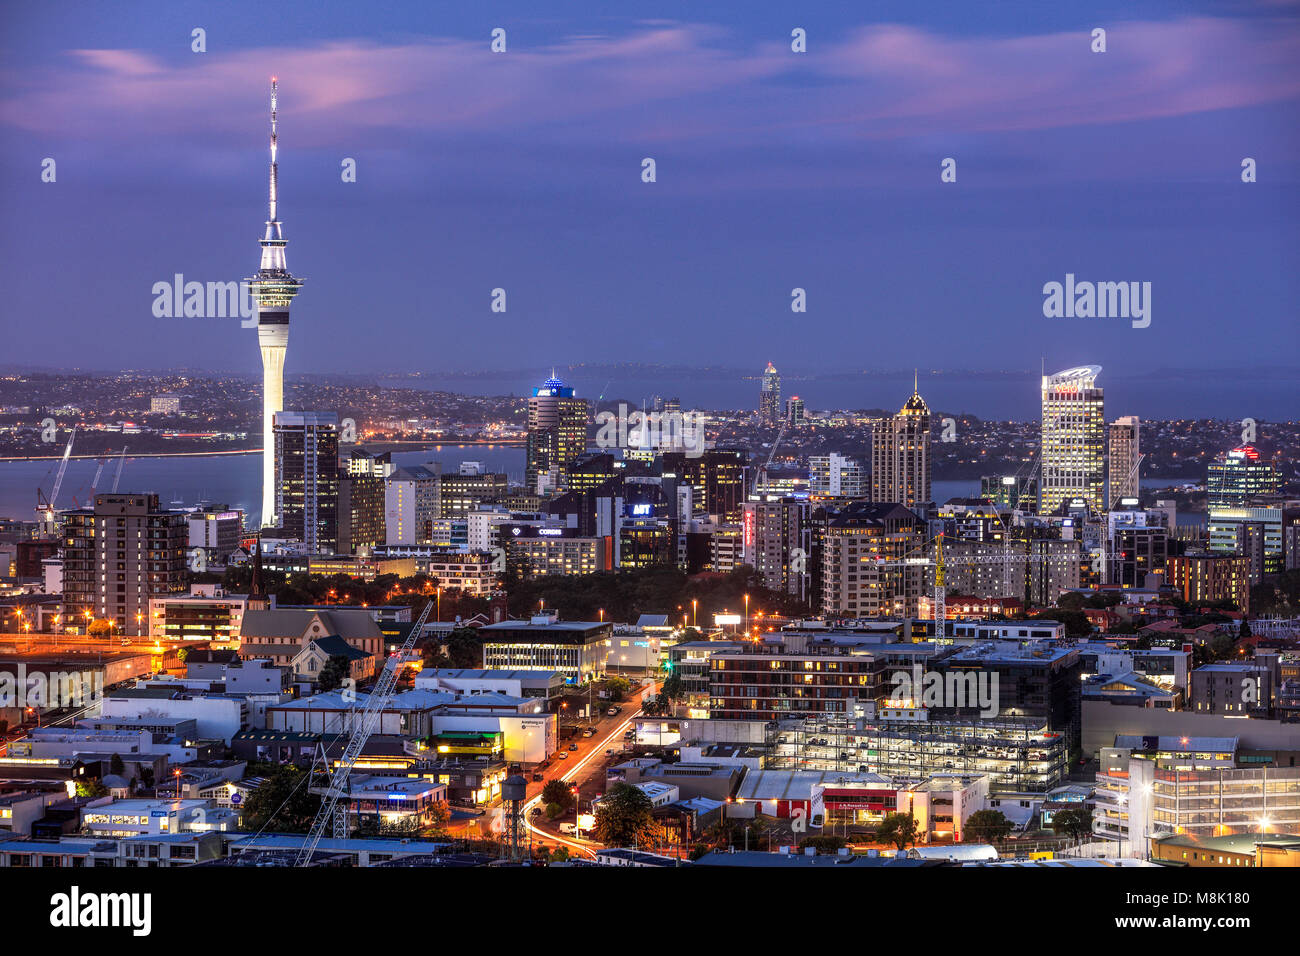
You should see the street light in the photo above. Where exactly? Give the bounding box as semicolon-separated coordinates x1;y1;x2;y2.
744;593;749;634
691;599;697;628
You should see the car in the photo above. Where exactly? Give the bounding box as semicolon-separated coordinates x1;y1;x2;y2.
568;743;579;751
531;773;544;782
606;706;620;716
582;728;596;737
605;749;614;755
556;751;568;759
530;806;543;817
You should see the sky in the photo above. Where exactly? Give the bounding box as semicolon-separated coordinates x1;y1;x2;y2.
1;0;1298;416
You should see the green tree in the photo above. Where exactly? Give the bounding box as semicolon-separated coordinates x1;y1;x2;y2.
541;779;575;811
240;765;321;833
593;783;663;848
76;777;109;798
445;628;484;669
1050;807;1094;845
549;846;570;863
963;809;1012;844
1239;618;1252;640
605;676;631;701
876;812;919;852
317;654;350;692
109;753;125;776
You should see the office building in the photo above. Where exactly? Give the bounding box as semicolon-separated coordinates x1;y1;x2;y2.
525;374;588;496
1208;505;1285;580
980;474;1038;512
61;493;188;636
384;466;440;546
1207;445;1279;509
338;448;392;555
871;377;931;509
273;411;339;554
479;614;613;684
758;362;781;426
1040;366;1105;514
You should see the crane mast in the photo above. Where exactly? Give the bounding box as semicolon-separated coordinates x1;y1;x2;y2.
295;595;435;865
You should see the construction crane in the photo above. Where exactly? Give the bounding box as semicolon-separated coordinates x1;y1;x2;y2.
36;426;76;535
110;446;128;493
755;417;789;496
869;534;1024;641
295;595;436;865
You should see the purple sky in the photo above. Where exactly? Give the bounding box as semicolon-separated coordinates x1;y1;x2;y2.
1;1;1298;416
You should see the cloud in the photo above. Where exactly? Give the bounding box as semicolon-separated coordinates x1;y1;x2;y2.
1;16;1296;153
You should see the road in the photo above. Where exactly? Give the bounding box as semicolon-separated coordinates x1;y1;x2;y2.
521;682;654;858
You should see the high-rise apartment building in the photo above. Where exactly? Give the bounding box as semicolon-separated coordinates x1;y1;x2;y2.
273;411;339;554
62;493;188;636
758;362;781;426
742;495;811;600
809;453;866;499
1040;366;1105;515
1107;415;1140;507
821;502;927;618
525;374;588;496
385;466;440;545
871;379;931;510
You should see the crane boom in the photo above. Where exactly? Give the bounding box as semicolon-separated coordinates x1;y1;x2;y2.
110;446;127;493
48;426;76;508
295;596;435;865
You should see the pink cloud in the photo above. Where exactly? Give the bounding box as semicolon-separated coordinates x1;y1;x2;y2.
0;16;1295;147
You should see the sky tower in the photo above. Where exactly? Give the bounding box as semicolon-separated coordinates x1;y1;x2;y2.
248;78;304;528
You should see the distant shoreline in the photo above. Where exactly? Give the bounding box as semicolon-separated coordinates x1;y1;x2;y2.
0;439;526;463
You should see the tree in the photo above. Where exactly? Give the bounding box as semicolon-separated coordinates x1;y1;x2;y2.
425;801;451;836
963;809;1012;845
317;654;350;693
76;777;109;798
1239;618;1252;640
593;783;663;848
1050;807;1094;845
605;676;631;701
176;646;190;664
445;628;484;669
549;846;570;863
109;753;125;776
240;765;321;833
87;618;115;638
876;812;919;851
541;779;575;811
660;671;684;702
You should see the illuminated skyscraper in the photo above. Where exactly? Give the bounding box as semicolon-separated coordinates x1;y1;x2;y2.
871;375;931;509
1040;366;1105;514
248;79;305;528
525;373;588;495
273;411;339;554
1107;415;1141;507
1207;445;1279;508
758;362;781;426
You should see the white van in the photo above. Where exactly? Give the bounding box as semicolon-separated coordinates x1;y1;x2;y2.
559;822;578;835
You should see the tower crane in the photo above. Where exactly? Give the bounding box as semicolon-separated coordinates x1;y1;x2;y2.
36;426;76;534
295;594;436;865
110;446;128;493
755;417;789;496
